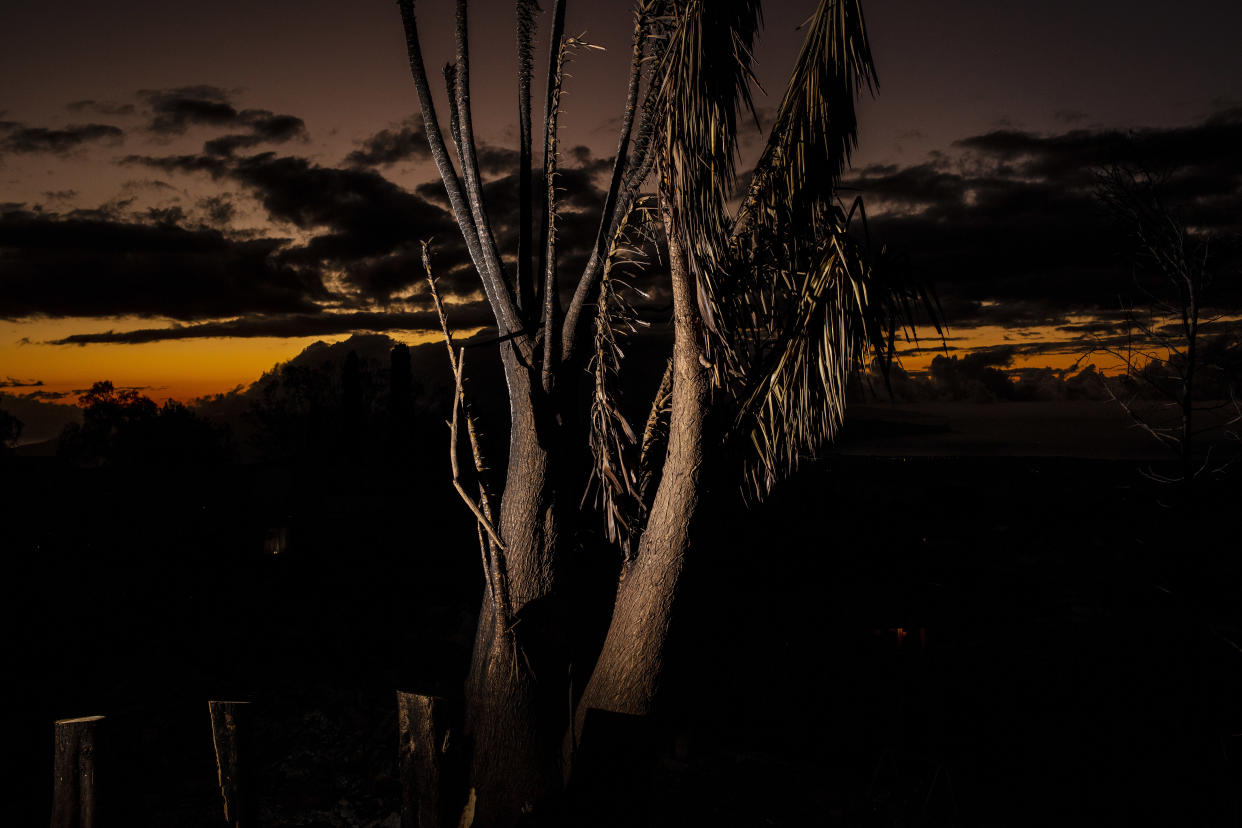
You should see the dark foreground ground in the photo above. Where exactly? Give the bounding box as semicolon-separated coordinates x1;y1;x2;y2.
6;445;1242;826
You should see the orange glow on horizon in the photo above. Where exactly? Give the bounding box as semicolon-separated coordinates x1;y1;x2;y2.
6;313;1201;409
1;317;451;405
895;322;1133;377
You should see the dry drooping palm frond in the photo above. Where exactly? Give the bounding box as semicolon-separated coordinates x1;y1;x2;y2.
653;0;762;340
562;0;669;363
733;0;875;240
585;196;661;558
620;3;674;202
637;356;674;510
731;205;930;495
654;0;935;496
710;0;883;382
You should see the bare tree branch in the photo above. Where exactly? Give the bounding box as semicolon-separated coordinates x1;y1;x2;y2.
423;242;510;625
515;0;539;317
449;356;506;553
452;0;524;347
562;1;656;364
540;33;569;394
399;0;526;361
534;0;567;326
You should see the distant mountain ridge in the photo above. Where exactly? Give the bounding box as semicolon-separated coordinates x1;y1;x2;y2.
1;391;82;447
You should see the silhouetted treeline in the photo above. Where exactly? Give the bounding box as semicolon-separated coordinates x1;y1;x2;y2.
241;340;427;465
57;381;231;467
46;338;439;468
865;351;1113;403
1108;332;1242;402
0;406;22;453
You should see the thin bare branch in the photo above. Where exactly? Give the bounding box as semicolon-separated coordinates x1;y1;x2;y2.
562;1;657;364
397;1;495;324
540;32;569;394
516;0;539;317
423;243;510;623
451;0;525;349
534;0;567;325
450;357;506;552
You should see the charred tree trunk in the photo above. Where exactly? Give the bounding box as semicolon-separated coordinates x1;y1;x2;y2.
208;701;254;828
398;692;458;828
51;715;103;828
575;191;709;723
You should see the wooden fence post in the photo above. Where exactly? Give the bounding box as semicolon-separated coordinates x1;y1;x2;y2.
51;715;103;828
208;700;254;827
397;691;457;828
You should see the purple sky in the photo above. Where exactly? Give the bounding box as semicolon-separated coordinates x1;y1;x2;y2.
2;0;1241;400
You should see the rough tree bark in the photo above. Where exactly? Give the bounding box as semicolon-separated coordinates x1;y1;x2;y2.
460;353;566;823
576;188;708;722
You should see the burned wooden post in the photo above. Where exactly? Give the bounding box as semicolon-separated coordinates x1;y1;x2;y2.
208;700;254;827
397;691;457;828
52;715;103;828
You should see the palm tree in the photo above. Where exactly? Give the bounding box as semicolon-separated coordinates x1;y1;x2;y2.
394;1;933;823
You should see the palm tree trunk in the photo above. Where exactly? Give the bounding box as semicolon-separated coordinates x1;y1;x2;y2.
462;346;568;826
575;190;709;724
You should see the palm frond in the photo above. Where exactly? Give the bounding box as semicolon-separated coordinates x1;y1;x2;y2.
733;0;875;239
585;196;661;559
732;205;934;495
636;356;674;511
700;0;934;497
654;0;762;336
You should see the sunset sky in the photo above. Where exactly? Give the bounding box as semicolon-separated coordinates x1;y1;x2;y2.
2;0;1241;403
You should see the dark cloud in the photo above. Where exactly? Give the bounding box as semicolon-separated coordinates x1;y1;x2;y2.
0;123;123;155
121;178;178;193
877;355;1111;404
198;194;235;226
67;100;136;116
0;378;44;388
126;149;471;299
138;86;307;157
122;132;611;308
415;180;448;206
46;307;495;345
345;118;429;167
1055;319;1126;336
476;144;520;175
953;106;1242;202
0;209;327;320
123;152;230;177
144;205;186;226
843;105;1242;332
204;110;308;156
140;85;239;134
